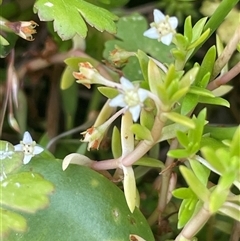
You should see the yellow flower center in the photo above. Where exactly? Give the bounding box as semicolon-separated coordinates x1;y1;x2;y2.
21;141;36;155
151;16;174;36
124;90;140;107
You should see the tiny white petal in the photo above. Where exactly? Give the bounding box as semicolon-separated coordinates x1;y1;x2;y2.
161;33;173;45
169;17;178;29
153;9;165;23
23;131;33;143
23;155;33;164
120;77;134;90
138;89;148;102
143;28;159;39
14;144;23;151
129;105;141;122
109;94;126;107
33;145;44;155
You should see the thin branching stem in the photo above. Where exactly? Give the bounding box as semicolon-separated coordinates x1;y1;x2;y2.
208;62;240;91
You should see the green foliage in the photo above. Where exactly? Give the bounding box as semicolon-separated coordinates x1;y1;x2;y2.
111;126;122;158
1;0;239;240
0;141;23;175
103;13;174;80
0;142;54;239
98;86;119;99
168;109;206;158
173;126;240;230
195;46;216;87
134;156;164;169
131;124;153;142
86;0;129;8
173;16;210;69
1;172;54;212
34;0;118;40
1;208;27;239
0;29;17;58
60;82;78;130
4;157;154;241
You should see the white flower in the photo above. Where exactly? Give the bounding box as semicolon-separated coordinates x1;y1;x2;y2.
143;9;178;45
14;131;44;164
109;77;148;122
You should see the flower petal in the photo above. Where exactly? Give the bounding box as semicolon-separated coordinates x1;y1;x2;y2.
23;131;33;143
169;17;178;29
14;144;23;151
23;155;33;164
120;77;134;90
62;153;93;171
109;94;126;107
138;89;148;102
33;145;44;155
161;33;173;45
143;27;159;39
129;105;141;122
153;9;165;23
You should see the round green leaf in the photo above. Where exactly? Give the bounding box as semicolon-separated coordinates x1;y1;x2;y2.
6;157;154;241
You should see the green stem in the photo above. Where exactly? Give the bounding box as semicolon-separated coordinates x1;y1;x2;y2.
203;0;239;35
191;0;239;58
175;205;211;241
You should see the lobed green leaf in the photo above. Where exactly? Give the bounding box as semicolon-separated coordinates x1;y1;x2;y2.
0;208;27;239
34;0;118;40
1;171;54;213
